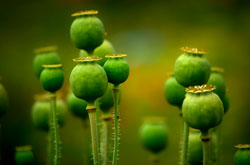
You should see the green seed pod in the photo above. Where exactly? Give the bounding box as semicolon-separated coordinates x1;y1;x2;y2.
188;131;203;164
174;47;210;87
207;67;226;100
234;144;250;165
40;64;64;93
0;83;8;117
70;10;105;53
66;92;88;119
31;95;67;131
79;40;116;66
98;83;121;113
182;85;224;132
70;57;108;104
103;54;129;86
222;95;229;114
15;146;34;164
139;118;168;154
164;75;185;108
33;46;61;78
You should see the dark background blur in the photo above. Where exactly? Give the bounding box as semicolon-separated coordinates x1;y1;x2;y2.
1;0;250;164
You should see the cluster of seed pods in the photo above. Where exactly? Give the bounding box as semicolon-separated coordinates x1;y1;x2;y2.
163;46;233;165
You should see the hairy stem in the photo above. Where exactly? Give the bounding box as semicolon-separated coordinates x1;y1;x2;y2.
87;103;99;165
201;130;210;165
215;126;221;165
49;93;60;165
96;101;102;165
112;85;120;165
102;115;112;165
180;119;189;165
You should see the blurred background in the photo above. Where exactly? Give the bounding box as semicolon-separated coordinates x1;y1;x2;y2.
1;0;250;164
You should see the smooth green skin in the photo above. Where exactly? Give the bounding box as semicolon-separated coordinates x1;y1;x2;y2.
66;92;88;119
139;122;168;154
31;99;67;131
164;76;185;108
70;62;108;103
207;72;226;100
182;92;224;131
222;95;229;114
0;83;8;117
234;148;250;164
70;16;105;52
103;58;129;86
33;51;61;78
40;68;64;93
15;150;34;164
98;83;122;113
80;40;116;66
188;132;203;164
174;53;210;87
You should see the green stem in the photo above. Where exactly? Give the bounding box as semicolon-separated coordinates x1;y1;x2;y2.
87;103;99;165
96;101;102;165
215;126;221;165
49;93;60;165
201;130;210;165
180;120;189;165
101;115;112;165
112;85;120;165
151;154;159;165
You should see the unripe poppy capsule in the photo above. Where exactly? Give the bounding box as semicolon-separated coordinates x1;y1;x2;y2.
15;145;34;164
174;47;210;87
70;10;105;53
33;46;61;78
139;118;168;154
103;54;129;86
182;85;224;132
234;144;250;165
40;64;64;93
70;56;108;104
0;83;8;117
164;75;185;108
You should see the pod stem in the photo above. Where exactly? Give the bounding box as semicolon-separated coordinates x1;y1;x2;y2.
49;93;60;165
112;85;120;165
96;101;102;165
150;154;160;165
101;115;112;165
180;119;189;165
201;130;211;165
87;103;99;165
215;126;221;165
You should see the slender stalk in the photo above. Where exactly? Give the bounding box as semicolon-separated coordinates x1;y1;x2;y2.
82;120;90;165
180;119;189;165
112;85;120;165
215;126;221;165
87;103;99;165
150;154;159;165
201;130;210;165
49;93;60;165
102;115;112;165
95;102;102;165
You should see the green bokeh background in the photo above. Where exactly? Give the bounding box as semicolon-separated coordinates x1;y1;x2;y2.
0;0;250;164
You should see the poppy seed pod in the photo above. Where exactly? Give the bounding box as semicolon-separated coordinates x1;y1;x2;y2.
33;46;61;78
182;85;224;132
70;57;108;104
66;92;88;119
15;146;34;164
40;64;64;93
103;54;129;86
0;83;8;117
31;97;67;131
222;95;229;114
207;67;226;100
139;118;168;154
164;75;185;108
174;47;210;87
234;144;250;165
70;10;105;53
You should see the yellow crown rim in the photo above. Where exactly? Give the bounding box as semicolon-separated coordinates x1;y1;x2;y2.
42;64;62;68
72;10;98;17
181;46;208;54
16;145;32;151
186;84;216;93
235;144;250;149
34;46;57;54
105;54;127;58
73;56;101;62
